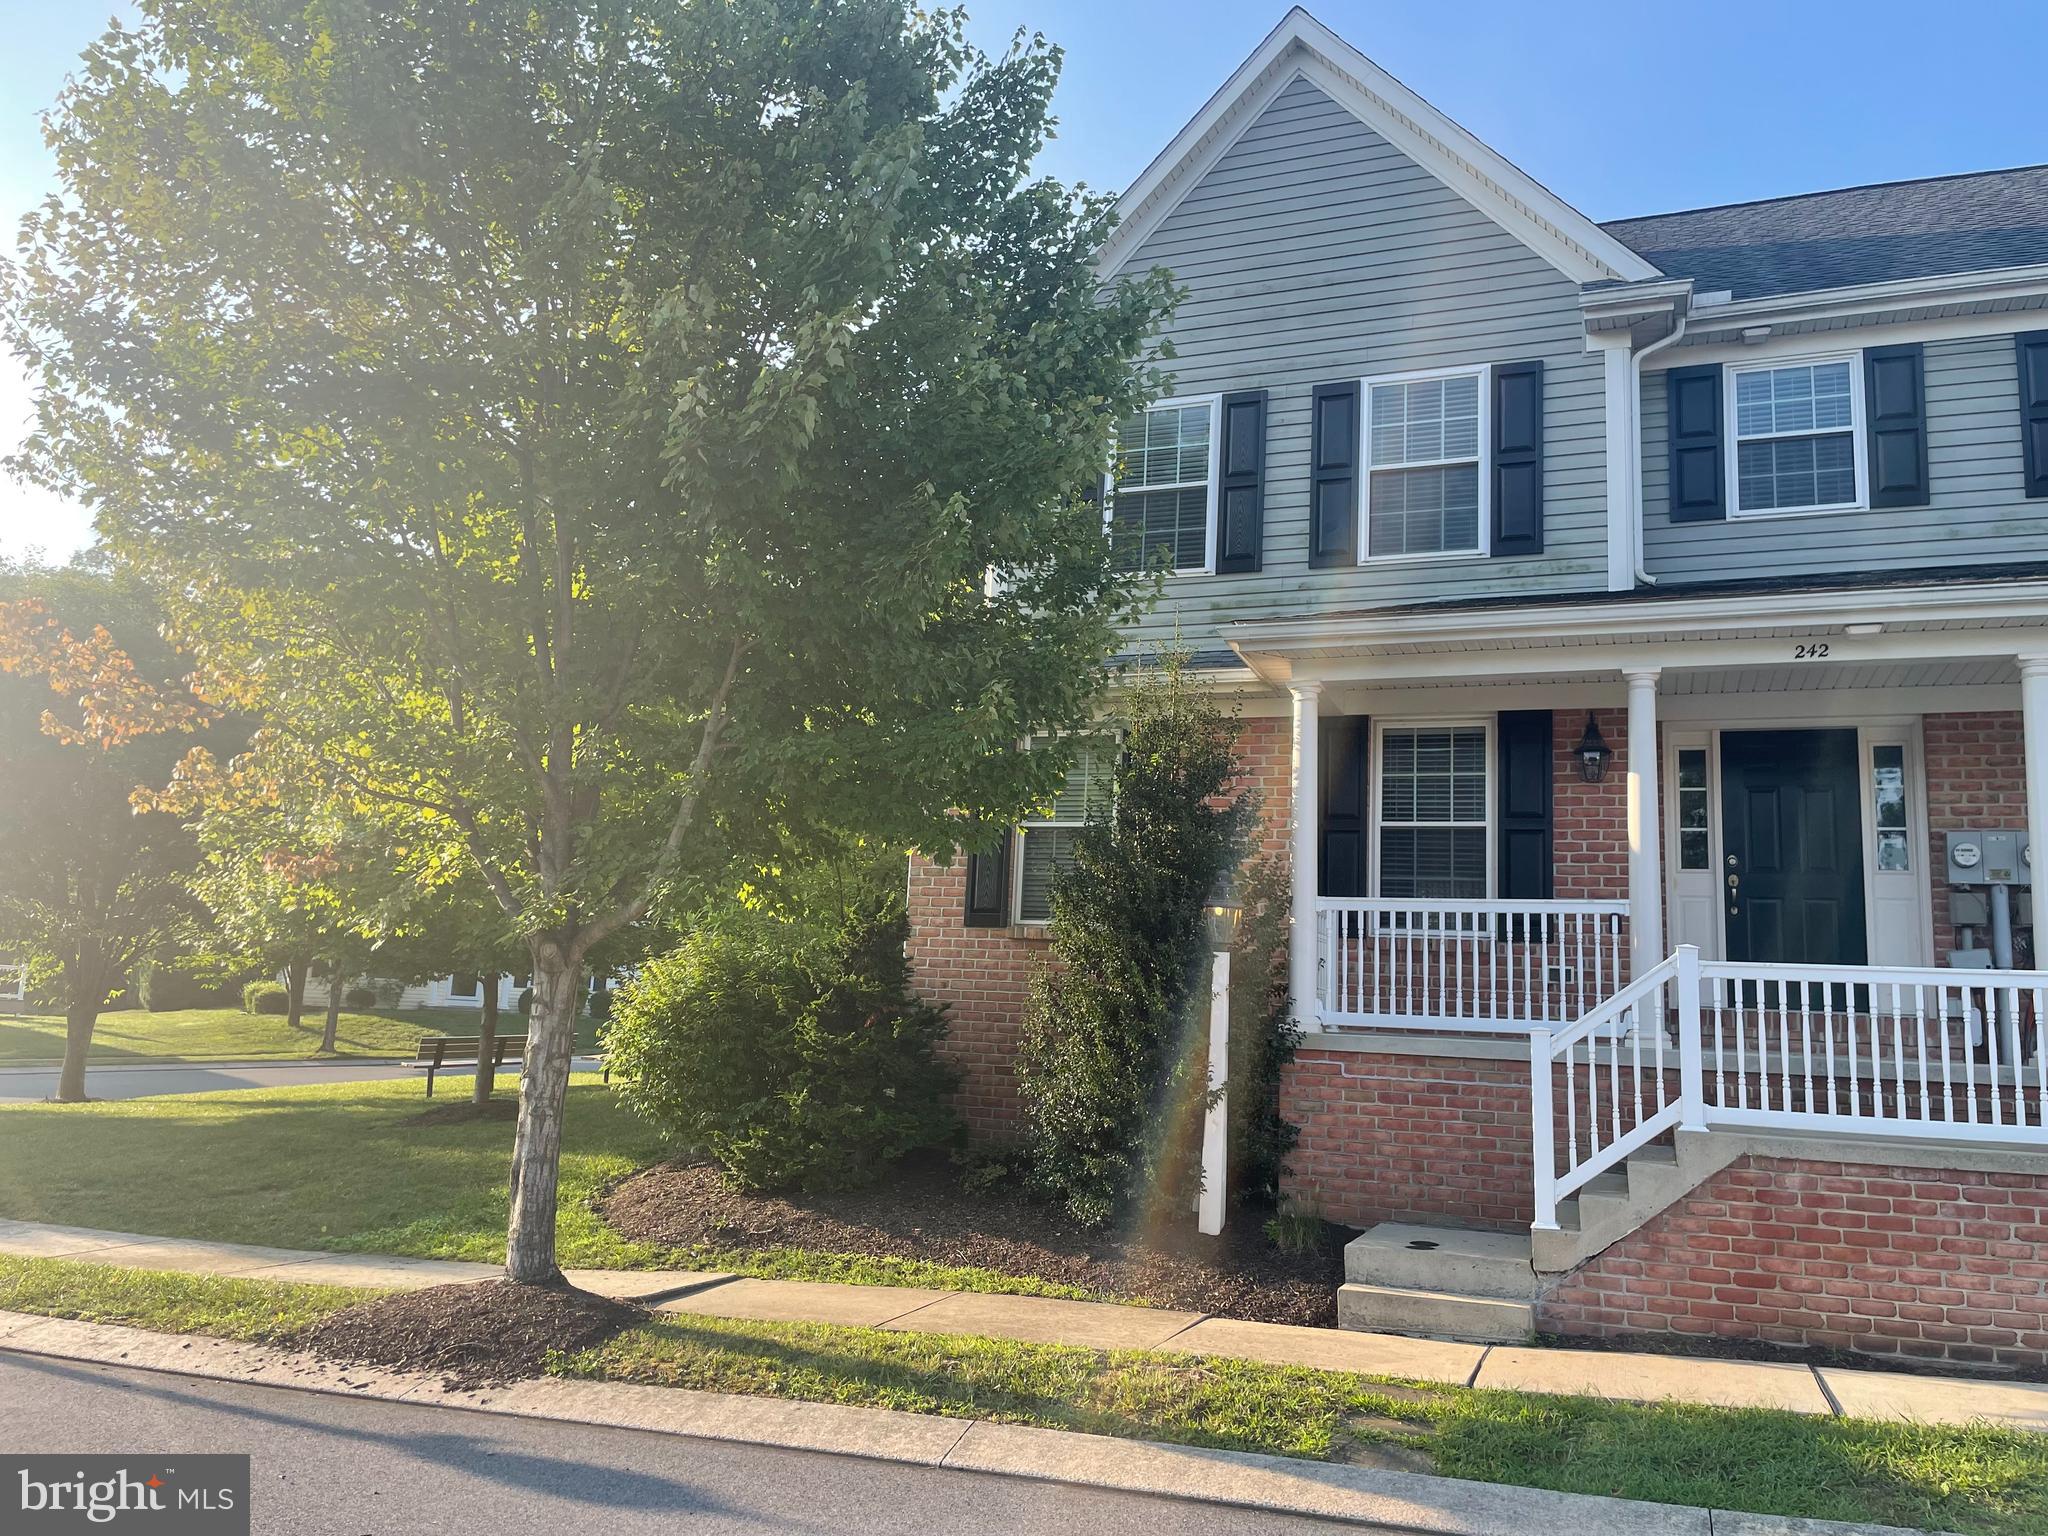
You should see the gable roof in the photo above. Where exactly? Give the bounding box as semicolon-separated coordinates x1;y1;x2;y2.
1096;8;1660;287
1602;164;2048;300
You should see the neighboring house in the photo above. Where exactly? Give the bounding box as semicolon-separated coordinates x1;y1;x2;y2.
909;8;2048;1369
298;971;612;1013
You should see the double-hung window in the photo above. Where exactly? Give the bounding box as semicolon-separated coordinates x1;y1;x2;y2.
1364;368;1486;559
1729;354;1864;515
1108;398;1217;574
1375;723;1490;900
1015;736;1115;924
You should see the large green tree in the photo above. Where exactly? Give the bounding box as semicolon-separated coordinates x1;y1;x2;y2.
8;0;1172;1281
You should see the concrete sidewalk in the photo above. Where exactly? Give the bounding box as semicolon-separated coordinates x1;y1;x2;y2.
3;1217;2045;1432
0;1310;1944;1536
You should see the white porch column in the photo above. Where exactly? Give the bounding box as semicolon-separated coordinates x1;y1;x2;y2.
1288;681;1323;1028
2020;656;2048;885
1624;667;1665;978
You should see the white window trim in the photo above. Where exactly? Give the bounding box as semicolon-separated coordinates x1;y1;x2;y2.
1358;363;1492;564
1724;349;1868;519
1010;732;1118;927
1367;716;1496;902
1104;393;1221;577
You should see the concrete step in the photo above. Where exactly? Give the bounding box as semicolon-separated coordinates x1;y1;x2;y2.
1342;1222;1538;1299
1336;1282;1533;1344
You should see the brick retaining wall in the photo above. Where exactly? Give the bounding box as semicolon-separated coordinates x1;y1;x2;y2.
1537;1152;2048;1371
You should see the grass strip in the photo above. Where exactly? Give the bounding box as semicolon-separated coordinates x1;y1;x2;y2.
5;1253;2037;1534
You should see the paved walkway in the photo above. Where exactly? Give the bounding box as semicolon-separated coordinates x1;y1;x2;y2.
0;1054;602;1101
3;1219;2045;1432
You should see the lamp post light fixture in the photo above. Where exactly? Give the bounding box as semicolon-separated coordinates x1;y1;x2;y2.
1577;714;1612;783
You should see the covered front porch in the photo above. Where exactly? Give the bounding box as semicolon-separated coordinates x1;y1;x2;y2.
1224;579;2048;1238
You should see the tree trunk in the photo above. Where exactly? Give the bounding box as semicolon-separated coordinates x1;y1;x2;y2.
54;950;107;1103
505;943;580;1284
285;954;310;1032
320;956;343;1053
473;973;499;1104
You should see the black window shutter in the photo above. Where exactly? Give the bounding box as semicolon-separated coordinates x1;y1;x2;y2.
1491;361;1544;556
1666;364;1725;521
962;836;1009;927
2018;331;2048;499
1865;343;1928;508
1215;390;1267;573
1318;716;1369;898
1309;381;1360;567
1496;711;1553;902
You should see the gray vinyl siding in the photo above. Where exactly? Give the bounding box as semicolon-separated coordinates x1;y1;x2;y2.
1112;76;1609;655
1642;333;2048;581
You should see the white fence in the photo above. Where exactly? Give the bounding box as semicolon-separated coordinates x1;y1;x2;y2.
1317;898;1630;1033
0;963;23;1010
1531;947;2048;1230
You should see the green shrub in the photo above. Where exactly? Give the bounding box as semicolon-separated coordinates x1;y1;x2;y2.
242;979;289;1015
1227;854;1301;1207
517;987;534;1014
136;957;212;1012
586;987;613;1022
1018;652;1253;1227
343;985;378;1009
607;879;957;1194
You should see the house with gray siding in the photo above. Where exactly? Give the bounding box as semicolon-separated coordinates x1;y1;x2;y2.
908;9;2048;1370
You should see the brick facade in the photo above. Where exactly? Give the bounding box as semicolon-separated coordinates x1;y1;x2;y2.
1538;1152;2048;1371
907;713;1292;1142
1552;706;1630;903
1925;711;2027;963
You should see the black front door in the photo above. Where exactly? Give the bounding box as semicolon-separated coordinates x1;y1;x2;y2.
1720;729;1867;966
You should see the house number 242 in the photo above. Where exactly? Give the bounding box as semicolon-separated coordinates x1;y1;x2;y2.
1793;642;1831;660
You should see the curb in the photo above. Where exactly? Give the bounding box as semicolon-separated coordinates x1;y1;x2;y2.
0;1312;1945;1536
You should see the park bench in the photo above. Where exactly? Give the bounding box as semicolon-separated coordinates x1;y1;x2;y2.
411;1033;528;1097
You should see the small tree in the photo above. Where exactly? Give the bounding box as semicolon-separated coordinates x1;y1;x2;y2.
1018;655;1252;1226
0;568;211;1099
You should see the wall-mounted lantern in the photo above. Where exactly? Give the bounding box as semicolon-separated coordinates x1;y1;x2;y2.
1576;714;1612;783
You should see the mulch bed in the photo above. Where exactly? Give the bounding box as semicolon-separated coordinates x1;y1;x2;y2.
600;1155;1354;1328
298;1280;643;1388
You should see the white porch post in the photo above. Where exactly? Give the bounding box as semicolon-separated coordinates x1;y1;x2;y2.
2021;656;2048;882
1288;681;1323;1028
1624;667;1665;979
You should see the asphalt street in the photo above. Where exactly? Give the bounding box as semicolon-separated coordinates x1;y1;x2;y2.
0;1354;1385;1535
0;1056;602;1101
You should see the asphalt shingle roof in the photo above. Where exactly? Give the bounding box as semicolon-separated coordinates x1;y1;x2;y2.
1601;164;2048;299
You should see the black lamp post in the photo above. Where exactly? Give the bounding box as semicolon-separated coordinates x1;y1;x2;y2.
1576;714;1612;783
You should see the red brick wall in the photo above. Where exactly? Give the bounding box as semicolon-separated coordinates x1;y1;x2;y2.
1538;1152;2048;1371
1281;1048;1535;1229
1553;707;1630;903
907;714;1293;1142
1925;712;2026;963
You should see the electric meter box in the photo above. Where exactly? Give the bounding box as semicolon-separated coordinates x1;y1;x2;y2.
1947;829;2033;888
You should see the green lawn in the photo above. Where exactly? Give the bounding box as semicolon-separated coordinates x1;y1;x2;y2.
0;1006;534;1064
1;1252;2039;1536
0;1076;1105;1298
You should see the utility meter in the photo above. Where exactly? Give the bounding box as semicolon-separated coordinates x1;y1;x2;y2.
1948;831;1985;885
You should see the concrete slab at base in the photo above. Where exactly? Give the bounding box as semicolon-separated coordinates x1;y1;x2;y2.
1818;1366;2048;1431
1477;1346;1832;1415
1338;1282;1533;1344
1167;1315;1486;1386
1344;1223;1539;1298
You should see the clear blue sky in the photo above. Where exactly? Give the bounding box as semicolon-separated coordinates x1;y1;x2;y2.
5;0;2044;560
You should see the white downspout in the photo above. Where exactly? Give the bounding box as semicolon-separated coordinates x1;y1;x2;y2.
1627;309;1688;585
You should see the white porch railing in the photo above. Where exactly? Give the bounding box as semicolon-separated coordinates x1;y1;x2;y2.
1531;946;1701;1230
1700;961;2048;1141
1317;898;1631;1033
1532;947;2048;1230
